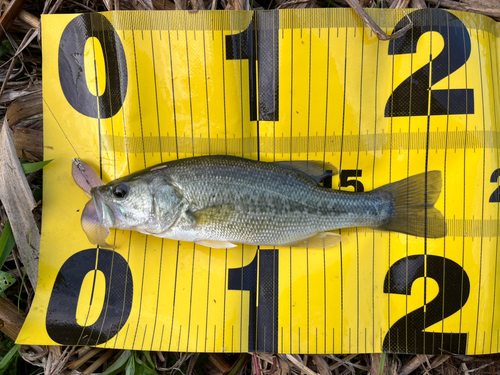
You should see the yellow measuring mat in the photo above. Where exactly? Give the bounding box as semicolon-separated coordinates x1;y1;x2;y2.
18;9;500;354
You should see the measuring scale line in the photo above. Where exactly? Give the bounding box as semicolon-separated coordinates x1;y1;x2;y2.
100;130;499;155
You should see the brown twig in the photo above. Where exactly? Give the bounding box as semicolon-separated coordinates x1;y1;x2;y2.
425;0;500;18
0;295;25;340
0;0;25;40
344;0;413;40
0;0;39;29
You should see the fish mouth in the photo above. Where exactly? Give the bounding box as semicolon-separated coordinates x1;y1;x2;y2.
91;188;116;228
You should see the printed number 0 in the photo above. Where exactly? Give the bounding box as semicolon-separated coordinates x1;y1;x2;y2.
46;249;133;345
385;9;474;117
383;255;470;354
58;13;128;119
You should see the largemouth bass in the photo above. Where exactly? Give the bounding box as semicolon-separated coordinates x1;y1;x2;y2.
73;156;446;249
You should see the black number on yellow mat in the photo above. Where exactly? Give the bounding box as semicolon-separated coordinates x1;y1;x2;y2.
228;249;279;352
58;13;128;119
225;13;279;122
489;169;500;203
46;249;133;345
339;169;364;192
385;9;474;117
383;255;470;354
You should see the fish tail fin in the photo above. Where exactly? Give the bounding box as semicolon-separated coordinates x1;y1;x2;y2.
371;171;446;238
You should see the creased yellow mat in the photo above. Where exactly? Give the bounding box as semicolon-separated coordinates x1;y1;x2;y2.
17;9;500;354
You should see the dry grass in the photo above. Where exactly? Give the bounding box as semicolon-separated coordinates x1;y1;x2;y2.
1;0;500;374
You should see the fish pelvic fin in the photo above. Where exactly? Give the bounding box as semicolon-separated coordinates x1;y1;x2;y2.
196;240;237;249
284;232;341;249
371;171;446;238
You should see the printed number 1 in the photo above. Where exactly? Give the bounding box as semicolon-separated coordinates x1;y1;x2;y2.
227;249;279;352
225;13;280;122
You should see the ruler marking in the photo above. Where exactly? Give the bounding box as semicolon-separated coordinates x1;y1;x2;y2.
306;26;312;355
112;232;133;350
338;25;349;355
322;25;331;355
202;29;211;155
186;244;196;352
132;226;148;350
150;26;162;160
151;238;164;351
185;28;195;156
204;248;212;352
474;23;487;355
131;28;147;168
387;14;397;351
167;26;179;159
239;246;244;352
221;29;228;155
89;19;104;180
440;14;450;353
355;25;365;355
141;325;147;350
101;130;500;156
168;242;181;351
238;18;244;157
222;249;228;352
487;28;500;354
96;15;117;179
458;18;469;353
371;28;381;353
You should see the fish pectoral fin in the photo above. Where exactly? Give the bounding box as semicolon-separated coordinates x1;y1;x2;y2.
192;205;236;226
196;240;237;249
284;232;341;249
81;200;117;249
273;160;338;184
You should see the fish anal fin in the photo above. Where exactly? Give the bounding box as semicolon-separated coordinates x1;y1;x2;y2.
285;232;341;249
196;240;237;249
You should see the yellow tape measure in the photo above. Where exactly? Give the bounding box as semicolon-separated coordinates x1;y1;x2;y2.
18;9;500;355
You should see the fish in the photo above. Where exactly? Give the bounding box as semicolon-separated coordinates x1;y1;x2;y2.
73;155;446;249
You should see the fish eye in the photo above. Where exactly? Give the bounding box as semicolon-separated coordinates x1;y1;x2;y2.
112;184;128;199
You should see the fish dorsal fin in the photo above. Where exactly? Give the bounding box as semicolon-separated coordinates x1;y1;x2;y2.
81;200;117;248
273;160;338;184
196;240;237;249
284;232;341;249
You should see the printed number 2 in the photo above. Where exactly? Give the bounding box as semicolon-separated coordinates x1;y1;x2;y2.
489;169;500;203
385;9;474;117
383;255;470;354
